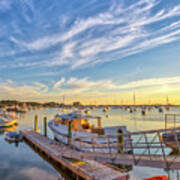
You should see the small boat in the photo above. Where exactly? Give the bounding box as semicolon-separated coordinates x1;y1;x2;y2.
165;106;170;111
161;132;180;154
48;111;131;153
84;109;90;114
129;108;133;113
0;115;17;128
0;125;18;135
141;175;169;180
5;132;23;143
6;106;26;113
141;109;147;116
148;106;153;111
91;106;96;110
103;107;109;113
133;107;137;112
158;107;164;113
162;132;180;142
61;108;67;113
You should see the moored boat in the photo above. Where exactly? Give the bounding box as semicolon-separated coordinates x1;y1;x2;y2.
5;131;23;143
141;175;169;180
161;131;180;154
48;111;131;153
0;115;17;128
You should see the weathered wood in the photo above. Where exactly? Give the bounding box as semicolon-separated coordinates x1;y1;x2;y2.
43;117;47;136
20;130;129;180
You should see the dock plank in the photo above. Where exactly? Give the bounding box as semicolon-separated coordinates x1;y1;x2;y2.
20;130;129;180
21;130;180;170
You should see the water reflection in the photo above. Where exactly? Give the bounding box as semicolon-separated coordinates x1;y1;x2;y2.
0;107;180;179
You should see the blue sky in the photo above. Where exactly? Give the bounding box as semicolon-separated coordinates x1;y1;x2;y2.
0;0;180;103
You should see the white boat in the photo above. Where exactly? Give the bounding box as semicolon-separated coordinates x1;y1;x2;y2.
0;114;17;128
48;111;130;153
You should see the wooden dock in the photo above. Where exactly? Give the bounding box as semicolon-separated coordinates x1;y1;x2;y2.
68;127;180;170
20;130;129;180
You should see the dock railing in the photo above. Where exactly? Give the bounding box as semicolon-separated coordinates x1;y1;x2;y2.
70;127;180;169
165;114;180;129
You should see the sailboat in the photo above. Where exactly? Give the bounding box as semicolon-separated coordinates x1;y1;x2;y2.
141;107;147;116
133;93;137;112
158;106;164;113
103;107;109;113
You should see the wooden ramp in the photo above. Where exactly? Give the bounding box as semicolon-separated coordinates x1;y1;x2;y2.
67;127;180;170
20;130;129;180
49;144;180;170
75;152;180;170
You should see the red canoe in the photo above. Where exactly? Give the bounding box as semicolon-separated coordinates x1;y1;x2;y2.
141;176;169;180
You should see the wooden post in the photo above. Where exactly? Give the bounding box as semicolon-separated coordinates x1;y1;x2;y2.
44;117;47;136
165;114;167;129
68;120;72;145
92;137;95;153
97;117;101;128
144;133;151;160
117;129;124;154
34;115;38;131
158;131;168;169
174;114;176;128
107;136;112;155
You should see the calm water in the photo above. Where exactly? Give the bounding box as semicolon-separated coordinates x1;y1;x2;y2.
0;107;180;180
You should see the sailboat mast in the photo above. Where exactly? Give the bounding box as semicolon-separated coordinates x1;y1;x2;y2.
133;92;136;106
166;96;169;105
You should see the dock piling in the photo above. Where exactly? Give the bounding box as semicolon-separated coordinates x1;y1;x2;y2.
44;117;47;136
34;115;40;133
34;115;38;131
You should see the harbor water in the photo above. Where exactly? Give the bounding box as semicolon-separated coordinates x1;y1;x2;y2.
0;107;180;180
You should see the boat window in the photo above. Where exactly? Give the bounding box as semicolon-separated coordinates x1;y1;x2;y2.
62;118;66;125
81;119;90;129
55;117;62;123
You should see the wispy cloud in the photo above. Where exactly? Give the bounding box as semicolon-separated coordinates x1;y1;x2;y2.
53;76;180;92
28;0;180;69
0;80;48;100
4;0;180;70
0;0;180;87
1;76;180;102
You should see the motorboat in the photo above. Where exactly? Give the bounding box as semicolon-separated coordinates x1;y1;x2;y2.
84;109;90;114
5;131;23;143
48;111;131;153
0;124;18;135
0;114;17;128
162;132;180;142
141;109;147;116
158;107;164;113
161;131;180;154
6;106;26;113
103;107;109;113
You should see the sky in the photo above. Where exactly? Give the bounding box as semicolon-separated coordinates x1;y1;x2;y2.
0;0;180;104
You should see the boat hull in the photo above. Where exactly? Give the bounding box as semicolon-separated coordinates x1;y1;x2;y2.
0;120;17;128
48;121;131;153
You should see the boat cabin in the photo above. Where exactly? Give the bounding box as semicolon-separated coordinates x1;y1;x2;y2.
54;111;104;135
